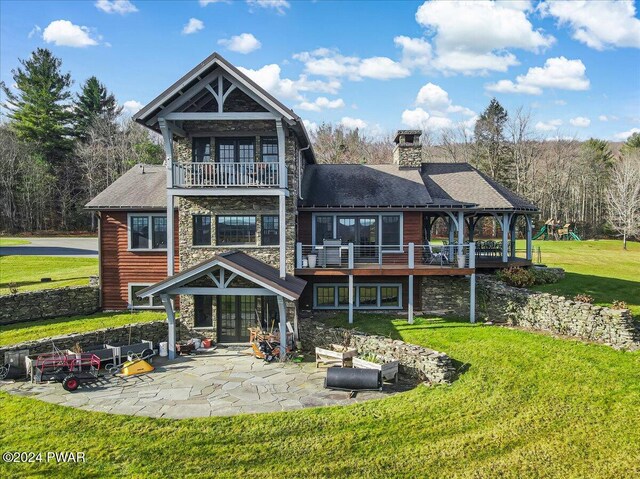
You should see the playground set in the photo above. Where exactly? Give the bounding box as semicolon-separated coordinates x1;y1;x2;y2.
533;219;582;241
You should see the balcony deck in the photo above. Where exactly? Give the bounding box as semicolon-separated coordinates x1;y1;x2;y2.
172;162;281;188
295;264;475;276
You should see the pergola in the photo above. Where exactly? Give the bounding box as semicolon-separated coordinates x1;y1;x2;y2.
137;251;306;360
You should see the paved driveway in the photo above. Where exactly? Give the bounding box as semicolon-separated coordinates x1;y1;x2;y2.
0;237;98;257
3;348;411;418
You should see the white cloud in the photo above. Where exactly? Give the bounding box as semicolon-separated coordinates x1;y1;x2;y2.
569;116;590;127
293;48;410;81
415;0;554;74
535;119;563;131
42;20;99;47
28;25;41;39
246;0;290;15
303;119;318;133
401;107;453;130
555;99;567;106
340;117;368;130
182;18;204;35
238;63;340;101
296;96;345;112
486;56;590;95
539;0;640;50
122;100;143;115
613;128;640;140
393;35;432;71
599;115;609;122
200;0;229;5
414;82;475;119
95;0;138;14
218;33;261;54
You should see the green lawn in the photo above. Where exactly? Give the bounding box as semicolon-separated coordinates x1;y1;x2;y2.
0;256;98;295
0;311;166;346
0;237;31;246
1;315;638;478
525;239;640;318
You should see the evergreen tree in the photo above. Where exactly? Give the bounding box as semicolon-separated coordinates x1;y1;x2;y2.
0;48;73;164
473;98;512;185
621;131;640;155
73;76;121;141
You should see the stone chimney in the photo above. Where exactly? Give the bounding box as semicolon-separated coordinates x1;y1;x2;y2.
393;130;422;168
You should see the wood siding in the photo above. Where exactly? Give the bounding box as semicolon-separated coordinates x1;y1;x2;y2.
100;211;179;310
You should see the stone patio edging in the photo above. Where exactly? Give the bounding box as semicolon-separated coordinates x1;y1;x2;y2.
298;320;457;384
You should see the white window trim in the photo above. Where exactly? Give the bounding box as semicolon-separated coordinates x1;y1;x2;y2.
128;283;164;310
127;212;168;252
311;212;404;253
313;283;403;310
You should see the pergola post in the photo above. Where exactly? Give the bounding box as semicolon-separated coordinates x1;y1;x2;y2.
525;215;533;261
457;211;464;258
510;214;518;259
501;213;509;263
160;294;176;360
469;242;476;324
278;192;286;278
448;216;455;245
277;296;287;362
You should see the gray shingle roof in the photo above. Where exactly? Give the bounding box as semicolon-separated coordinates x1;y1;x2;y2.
300;164;436;208
421;163;538;211
85;164;167;210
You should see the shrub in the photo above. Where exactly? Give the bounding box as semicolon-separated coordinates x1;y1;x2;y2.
611;300;628;310
497;267;536;288
574;294;594;304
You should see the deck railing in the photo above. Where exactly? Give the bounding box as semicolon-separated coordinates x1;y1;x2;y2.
172;162;280;188
296;243;476;270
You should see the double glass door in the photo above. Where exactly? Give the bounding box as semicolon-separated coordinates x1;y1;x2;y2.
217;296;255;342
337;216;379;262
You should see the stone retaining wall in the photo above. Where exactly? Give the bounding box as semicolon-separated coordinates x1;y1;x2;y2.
0;286;100;325
298;320;456;384
478;276;639;350
0;320;206;359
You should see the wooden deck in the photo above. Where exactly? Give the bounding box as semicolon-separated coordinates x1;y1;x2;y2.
476;257;532;269
295;264;475;277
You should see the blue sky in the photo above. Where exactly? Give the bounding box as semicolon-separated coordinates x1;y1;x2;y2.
1;0;639;141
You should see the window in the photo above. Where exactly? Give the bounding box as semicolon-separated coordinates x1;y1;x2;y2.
315;216;334;244
217;216;256;245
261;137;279;162
313;283;402;309
381;215;401;251
216;138;255;163
313;213;401;252
129;284;163;309
192;137;212;162
129;214;167;250
261;215;279;246
193;215;211;246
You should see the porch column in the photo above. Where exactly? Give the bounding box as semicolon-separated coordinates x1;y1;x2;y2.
469;242;476;324
348;242;354;324
159;118;175;277
277;296;287;361
160;294;176;360
408;275;414;324
457;211;464;257
278;192;286;278
276;119;286;188
448;217;455;245
167;193;175;276
510;214;518;260
525;215;533;261
501;213;509;263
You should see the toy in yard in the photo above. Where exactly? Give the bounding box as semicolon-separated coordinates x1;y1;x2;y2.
533;219;581;241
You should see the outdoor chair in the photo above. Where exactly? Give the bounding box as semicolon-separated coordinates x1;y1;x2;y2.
423;241;449;266
321;239;343;267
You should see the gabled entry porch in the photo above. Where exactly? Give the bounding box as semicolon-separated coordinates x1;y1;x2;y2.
137;251;306;360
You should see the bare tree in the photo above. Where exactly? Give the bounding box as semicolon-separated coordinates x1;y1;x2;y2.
606;152;640;249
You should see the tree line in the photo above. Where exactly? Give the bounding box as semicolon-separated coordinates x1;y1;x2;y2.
310;100;640;243
0;48;163;232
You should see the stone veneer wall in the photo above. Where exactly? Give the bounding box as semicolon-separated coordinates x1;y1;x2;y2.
298;319;457;384
0;286;99;326
478;276;639;350
173;124;300;332
0;320;206;359
421;276;471;317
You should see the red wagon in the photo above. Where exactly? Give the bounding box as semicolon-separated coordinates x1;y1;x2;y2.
32;352;101;392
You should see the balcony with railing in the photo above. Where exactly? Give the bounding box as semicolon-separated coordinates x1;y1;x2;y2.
295;242;476;276
172;162;280;188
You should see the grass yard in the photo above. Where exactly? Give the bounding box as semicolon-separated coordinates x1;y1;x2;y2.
0;311;166;346
1;315;638;478
0;237;31;246
0;256;98;295
526;239;640;319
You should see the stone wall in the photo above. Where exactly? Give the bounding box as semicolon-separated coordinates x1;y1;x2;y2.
298;320;457;384
0;286;100;326
0;320;206;359
421;276;470;317
478;275;639;350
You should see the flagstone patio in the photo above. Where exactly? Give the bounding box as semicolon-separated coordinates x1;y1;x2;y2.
2;347;412;418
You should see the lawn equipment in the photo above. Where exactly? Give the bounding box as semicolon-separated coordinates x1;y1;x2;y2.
31;350;101;392
107;349;155;377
